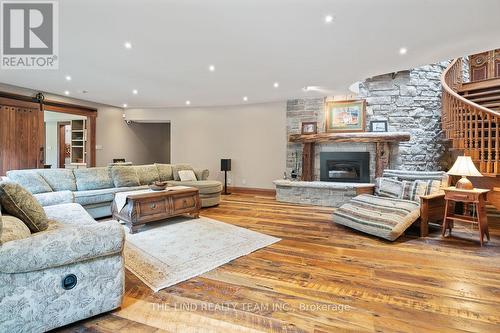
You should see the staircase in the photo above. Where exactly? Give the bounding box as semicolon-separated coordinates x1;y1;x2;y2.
441;58;500;176
441;57;500;209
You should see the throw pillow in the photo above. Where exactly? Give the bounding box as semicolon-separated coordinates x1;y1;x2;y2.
172;164;194;181
178;170;197;182
0;214;31;244
401;180;428;202
0;182;48;232
111;166;140;187
375;177;403;198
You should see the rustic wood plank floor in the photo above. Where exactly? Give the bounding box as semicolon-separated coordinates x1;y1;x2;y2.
58;193;500;333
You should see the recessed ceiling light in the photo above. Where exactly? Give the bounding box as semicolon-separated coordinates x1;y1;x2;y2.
65;75;71;81
64;90;70;95
185;100;191;105
132;89;138;95
399;47;407;55
273;82;279;88
123;103;128;108
325;15;334;23
243;96;248;102
124;42;132;49
208;65;215;72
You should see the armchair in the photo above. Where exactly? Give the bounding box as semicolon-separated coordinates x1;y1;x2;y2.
0;203;125;332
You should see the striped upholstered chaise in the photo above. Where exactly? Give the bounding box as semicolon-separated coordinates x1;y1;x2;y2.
333;170;449;241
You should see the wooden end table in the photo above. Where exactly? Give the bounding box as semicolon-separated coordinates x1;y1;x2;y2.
112;187;201;234
442;187;490;246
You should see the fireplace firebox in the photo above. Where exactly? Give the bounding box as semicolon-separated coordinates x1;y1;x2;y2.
320;152;370;183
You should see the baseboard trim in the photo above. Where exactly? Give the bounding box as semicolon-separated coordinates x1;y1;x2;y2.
224;186;276;196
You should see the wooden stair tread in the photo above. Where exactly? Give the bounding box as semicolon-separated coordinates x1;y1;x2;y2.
467;95;500;103
481;102;500;108
460;88;500;98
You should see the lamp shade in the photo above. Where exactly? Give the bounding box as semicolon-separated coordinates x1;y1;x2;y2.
447;156;482;177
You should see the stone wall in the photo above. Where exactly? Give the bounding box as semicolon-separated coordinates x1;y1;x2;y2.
286;61;453;180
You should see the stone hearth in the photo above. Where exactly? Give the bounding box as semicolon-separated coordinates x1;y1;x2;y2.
273;180;374;207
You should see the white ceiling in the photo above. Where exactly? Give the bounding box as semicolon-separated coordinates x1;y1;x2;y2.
1;0;500;108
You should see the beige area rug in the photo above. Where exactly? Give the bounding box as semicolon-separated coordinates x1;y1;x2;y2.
121;216;280;292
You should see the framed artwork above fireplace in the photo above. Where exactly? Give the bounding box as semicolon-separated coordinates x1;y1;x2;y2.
325;100;366;133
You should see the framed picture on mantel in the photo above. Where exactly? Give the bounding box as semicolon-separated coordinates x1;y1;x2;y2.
301;121;317;134
325;100;366;132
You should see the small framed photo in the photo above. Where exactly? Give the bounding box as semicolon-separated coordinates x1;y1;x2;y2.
370;120;388;132
301;122;317;134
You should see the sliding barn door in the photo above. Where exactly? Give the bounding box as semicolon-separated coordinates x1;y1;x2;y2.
0;98;44;176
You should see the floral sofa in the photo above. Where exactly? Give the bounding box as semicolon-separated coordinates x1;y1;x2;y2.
4;163;222;218
0;201;125;332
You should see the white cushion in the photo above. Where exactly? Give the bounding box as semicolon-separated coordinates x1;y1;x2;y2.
178;170;197;181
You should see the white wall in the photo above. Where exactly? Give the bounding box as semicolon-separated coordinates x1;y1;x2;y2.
126;102;287;189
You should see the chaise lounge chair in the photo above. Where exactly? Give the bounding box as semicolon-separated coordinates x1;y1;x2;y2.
333;170;449;241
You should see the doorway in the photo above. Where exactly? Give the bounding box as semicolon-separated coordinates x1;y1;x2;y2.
44;111;87;169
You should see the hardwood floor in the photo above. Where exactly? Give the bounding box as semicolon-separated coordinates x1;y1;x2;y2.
58;194;500;333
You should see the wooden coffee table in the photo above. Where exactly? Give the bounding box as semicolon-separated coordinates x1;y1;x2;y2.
112;187;201;234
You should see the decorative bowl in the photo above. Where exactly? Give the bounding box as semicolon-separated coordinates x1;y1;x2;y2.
149;181;168;191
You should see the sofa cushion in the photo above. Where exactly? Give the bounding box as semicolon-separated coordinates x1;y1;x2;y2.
44;203;96;226
0;214;31;244
156;163;173;181
74;167;114;190
382;169;449;189
1;214;32;243
167;180;222;194
333;194;420;241
134;164;160;185
111;166;140;187
38;169;77;191
194;169;209;181
0;182;48;232
74;188;117;206
34;190;74;207
5;170;52;194
375;177;403;198
172;164;194;181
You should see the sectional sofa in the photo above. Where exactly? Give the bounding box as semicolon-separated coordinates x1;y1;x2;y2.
5;163;222;218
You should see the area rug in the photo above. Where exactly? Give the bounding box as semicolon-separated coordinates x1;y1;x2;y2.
122;216;280;292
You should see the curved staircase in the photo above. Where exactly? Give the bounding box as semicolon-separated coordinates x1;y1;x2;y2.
441;57;500;208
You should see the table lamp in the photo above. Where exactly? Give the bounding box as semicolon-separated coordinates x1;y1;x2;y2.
447;156;482;190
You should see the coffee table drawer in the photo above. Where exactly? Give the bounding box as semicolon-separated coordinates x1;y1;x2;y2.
172;194;196;212
139;199;166;216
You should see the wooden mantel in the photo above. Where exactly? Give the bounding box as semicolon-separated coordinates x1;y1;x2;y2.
289;132;411;144
289;132;411;181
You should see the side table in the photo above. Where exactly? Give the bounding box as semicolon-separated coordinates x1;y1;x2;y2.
442;187;490;246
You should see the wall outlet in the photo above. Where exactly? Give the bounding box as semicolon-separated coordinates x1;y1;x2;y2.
227;178;232;185
96;145;103;150
242;179;247;185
